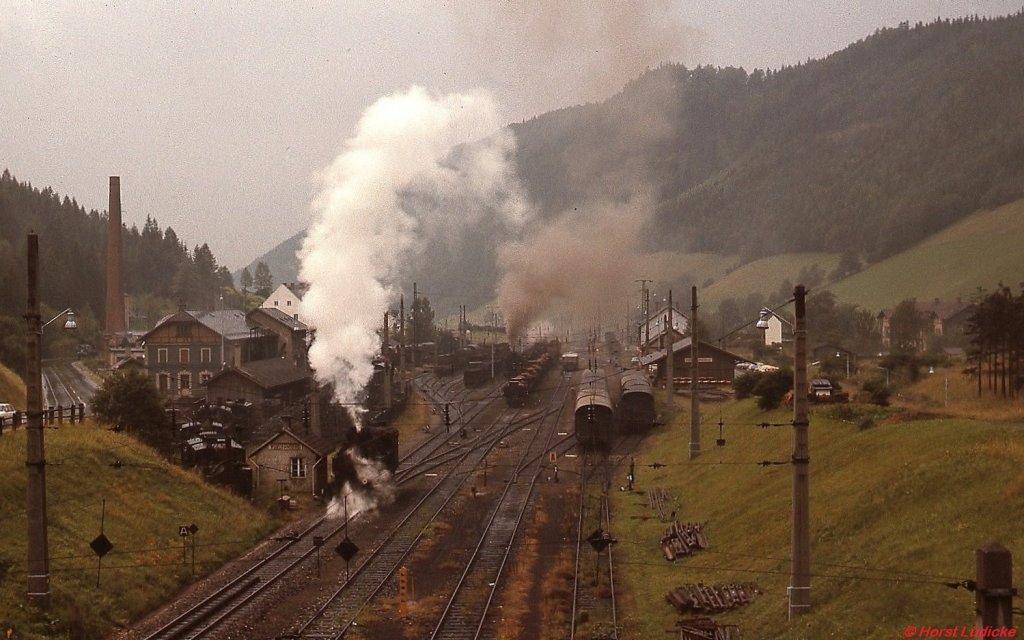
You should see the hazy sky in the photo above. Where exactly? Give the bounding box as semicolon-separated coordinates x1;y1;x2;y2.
2;1;1020;270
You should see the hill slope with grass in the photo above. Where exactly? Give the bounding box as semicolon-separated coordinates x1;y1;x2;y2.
0;361;25;411
613;383;1023;637
827;198;1024;311
0;423;277;639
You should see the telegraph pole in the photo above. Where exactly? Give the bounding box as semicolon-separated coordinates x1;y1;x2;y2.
790;284;810;618
636;279;651;354
689;285;700;460
412;282;418;369
382;311;392;410
665;290;674;420
399;295;406;375
25;233;51;608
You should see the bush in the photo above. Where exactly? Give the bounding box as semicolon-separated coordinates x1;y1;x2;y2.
91;369;170;451
752;368;793;411
859;377;892;406
734;372;759;399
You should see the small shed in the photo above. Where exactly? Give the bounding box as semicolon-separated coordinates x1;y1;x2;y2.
809;378;834;399
248;427;334;500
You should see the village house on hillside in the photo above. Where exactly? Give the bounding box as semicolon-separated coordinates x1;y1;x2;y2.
638;304;689;354
141;306;312;400
877;298;973;351
261;282;310;322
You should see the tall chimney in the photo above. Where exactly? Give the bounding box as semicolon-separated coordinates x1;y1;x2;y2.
105;176;126;338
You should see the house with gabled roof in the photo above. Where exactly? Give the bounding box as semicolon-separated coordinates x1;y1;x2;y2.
262;282;310;323
638;304;689;354
141;306;313;401
204;358;312;406
245;307;311;366
141;307;250;398
878;298;973;350
639;337;744;384
248;426;335;499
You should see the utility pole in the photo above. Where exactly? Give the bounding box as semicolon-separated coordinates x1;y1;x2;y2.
399;295;406;376
412;282;418;369
789;284;810;618
636;279;651;355
665;290;674;420
25;233;51;608
382;311;392;410
689;285;700;460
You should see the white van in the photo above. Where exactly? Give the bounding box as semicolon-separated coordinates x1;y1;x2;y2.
0;403;15;421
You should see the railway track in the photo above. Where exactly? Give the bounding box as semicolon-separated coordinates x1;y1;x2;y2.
41;358;96;411
289;377;569;639
427;377;570;639
141;370;531;640
570;434;643;639
137;359;615;640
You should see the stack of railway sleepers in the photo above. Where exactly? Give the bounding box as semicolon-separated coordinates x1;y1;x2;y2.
665;583;758;615
661;520;709;560
676;618;741;640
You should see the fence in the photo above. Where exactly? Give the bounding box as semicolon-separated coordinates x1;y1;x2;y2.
0;404;88;432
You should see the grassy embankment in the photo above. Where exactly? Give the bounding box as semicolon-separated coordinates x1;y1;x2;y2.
612;368;1023;638
0;421;277;639
0;361;26;412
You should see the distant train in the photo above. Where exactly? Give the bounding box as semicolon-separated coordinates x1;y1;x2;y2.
462;342;511;387
503;340;561;407
560;352;580;371
574;369;616;449
618;369;656;433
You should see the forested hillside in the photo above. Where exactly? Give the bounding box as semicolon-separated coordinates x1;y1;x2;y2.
512;13;1024;262
252;14;1024;317
0;170;234;372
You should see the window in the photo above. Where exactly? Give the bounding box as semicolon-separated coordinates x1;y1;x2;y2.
179;373;191;390
179;348;190;364
274;300;279;306
286;300;292;306
200;347;212;363
200;371;212;385
176;324;192;338
157;348;168;364
158;373;169;391
290;457;307;478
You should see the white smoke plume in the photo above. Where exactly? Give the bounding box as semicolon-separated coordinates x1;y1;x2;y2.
299;86;528;414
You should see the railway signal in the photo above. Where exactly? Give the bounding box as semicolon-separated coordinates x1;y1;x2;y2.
335;536;359;583
587;528;617;586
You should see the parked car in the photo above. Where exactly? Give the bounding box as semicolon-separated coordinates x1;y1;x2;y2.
0;403;16;422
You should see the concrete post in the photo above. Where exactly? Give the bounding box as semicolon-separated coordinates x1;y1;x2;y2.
976;543;1013;629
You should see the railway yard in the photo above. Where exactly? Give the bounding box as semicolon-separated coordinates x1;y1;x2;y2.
113;349;637;640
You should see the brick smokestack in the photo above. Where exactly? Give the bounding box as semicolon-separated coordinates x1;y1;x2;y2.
105;176;126;337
